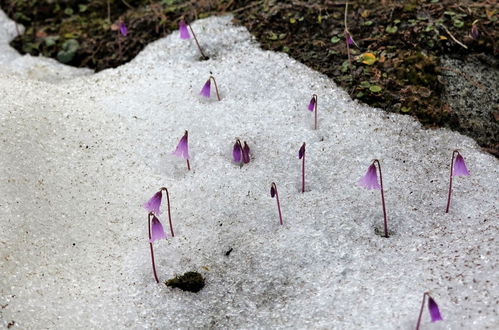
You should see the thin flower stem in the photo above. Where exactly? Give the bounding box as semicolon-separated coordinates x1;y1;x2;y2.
312;94;318;130
161;187;174;237
373;159;388;238
209;76;221;101
301;145;306;193
187;23;208;60
186;159;191;171
445;150;458;213
344;2;352;70
415;292;429;330
272;182;283;225
148;212;159;283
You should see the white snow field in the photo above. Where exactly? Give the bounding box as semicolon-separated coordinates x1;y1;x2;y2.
0;10;498;330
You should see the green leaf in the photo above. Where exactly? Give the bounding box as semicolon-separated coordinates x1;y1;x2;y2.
386;26;398;34
363;20;373;26
289;18;296;24
453;19;464;28
64;8;73;16
330;36;340;43
282;46;290;53
360;81;371;88
369;85;382;93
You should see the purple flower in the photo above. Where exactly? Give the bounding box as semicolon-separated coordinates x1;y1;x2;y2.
298;143;305;159
233;140;242;163
308;96;316;111
200;79;211;98
471;24;479;40
144;190;162;215
119;22;128;37
179;20;191;39
453;153;470;176
149;215;166;243
428;296;443;322
358;163;381;190
242;142;250;164
172;131;190;160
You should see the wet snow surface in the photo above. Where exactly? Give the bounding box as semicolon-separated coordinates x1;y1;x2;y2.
0;11;498;329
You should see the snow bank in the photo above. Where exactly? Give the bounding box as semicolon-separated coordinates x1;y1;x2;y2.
0;12;497;329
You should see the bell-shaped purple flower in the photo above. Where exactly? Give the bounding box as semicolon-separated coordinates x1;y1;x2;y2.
144;190;162;215
453;153;470;176
358;163;381;190
298;143;305;159
179;20;191;39
270;185;276;198
200;79;211;98
428;296;443;322
149;215;166;243
308;96;316;111
233;140;242;163
172;130;190;160
242;142;250;164
471;24;479;40
119;22;128;37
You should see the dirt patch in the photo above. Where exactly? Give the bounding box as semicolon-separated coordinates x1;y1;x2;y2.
1;0;497;155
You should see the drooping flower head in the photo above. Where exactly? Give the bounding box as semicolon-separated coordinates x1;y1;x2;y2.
179;20;191;39
471;21;479;40
358;163;381;190
233;139;242;163
149;215;167;243
144;190;162;215
428;296;443;322
200;79;211;98
119;22;128;37
308;96;316;112
298;143;306;159
242;142;250;164
453;152;470;177
172;130;190;160
270;185;276;198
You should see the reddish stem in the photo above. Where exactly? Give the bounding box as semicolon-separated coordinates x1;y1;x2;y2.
415;292;429;330
187;22;207;60
148;212;159;283
186;159;191;171
445;150;458;213
312;94;318;130
373;159;388;238
161;187;174;237
271;182;283;225
301;143;306;193
209;76;221;101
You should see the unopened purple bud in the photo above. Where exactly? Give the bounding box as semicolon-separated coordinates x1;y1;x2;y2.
270;186;276;198
307;97;316;111
119;22;128;37
179;20;191;39
144;191;162;215
233;140;242;163
200;79;211;98
172;130;189;160
453;153;470;176
471;24;479;40
298;143;306;159
428;296;443;322
358;163;381;190
149;215;167;243
242;142;250;164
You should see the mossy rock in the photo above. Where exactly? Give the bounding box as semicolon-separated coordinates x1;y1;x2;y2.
165;271;205;293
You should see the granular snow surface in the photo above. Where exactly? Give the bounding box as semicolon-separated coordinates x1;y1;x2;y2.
0;12;498;330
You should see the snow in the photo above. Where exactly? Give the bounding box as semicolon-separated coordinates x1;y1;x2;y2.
0;10;498;329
